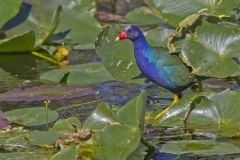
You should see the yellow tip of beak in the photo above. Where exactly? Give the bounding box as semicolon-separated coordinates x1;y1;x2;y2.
115;36;120;41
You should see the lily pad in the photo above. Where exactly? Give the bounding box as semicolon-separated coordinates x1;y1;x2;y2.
4;107;58;127
179;22;240;78
40;62;114;85
95;26;144;84
0;85;95;102
50;117;81;134
29;130;62;146
0;31;35;52
98;125;141;160
161;140;240;156
0;150;52;160
6;4;61;47
145;27;174;47
116;90;146;129
0;0;22;27
145;0;240;26
50;145;78;160
125;7;163;24
158;89;240;137
82;103;115;130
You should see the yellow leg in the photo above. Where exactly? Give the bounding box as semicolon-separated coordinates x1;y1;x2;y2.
145;93;180;121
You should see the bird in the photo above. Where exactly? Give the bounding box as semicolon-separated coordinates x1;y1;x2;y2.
115;25;195;121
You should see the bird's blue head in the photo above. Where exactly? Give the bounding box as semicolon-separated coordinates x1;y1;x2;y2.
116;25;143;41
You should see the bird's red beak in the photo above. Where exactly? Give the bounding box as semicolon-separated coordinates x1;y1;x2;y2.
115;30;128;41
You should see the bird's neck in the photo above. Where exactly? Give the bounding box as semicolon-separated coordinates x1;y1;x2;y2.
132;35;151;61
132;35;150;54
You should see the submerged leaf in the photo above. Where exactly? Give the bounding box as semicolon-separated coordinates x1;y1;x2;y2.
161;140;240;156
0;85;95;102
4;107;58;127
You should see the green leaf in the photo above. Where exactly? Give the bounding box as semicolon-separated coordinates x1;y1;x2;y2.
145;27;174;47
6;4;61;47
145;0;240;26
0;31;35;52
4;107;58;127
98;125;141;160
158;89;240;137
57;7;101;49
179;22;240;78
0;0;22;27
0;150;52;160
50;117;81;134
161;140;240;156
95;26;145;84
50;145;78;160
125;7;163;24
82;103;114;130
116;90;146;129
28;130;62;146
40;62;114;85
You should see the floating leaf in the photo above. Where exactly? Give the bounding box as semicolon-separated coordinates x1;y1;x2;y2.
145;0;240;26
4;107;58;127
0;85;95;102
49;145;78;160
125;7;163;24
82;103;114;130
6;3;61;47
29;130;62;146
0;0;22;27
0;31;35;52
145;27;174;47
98;125;141;160
179;22;240;78
57;7;101;49
95;26;144;84
50;145;78;160
0;150;52;160
116;90;146;129
40;63;114;85
0;127;30;151
158;89;240;137
161;140;240;156
50;117;81;134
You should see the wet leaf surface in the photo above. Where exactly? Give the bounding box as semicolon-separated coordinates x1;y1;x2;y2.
0;85;95;102
125;7;163;24
4;107;58;127
179;22;240;78
161;140;240;156
49;145;78;160
0;31;35;52
145;0;240;26
158;89;240;137
40;62;114;85
98;125;141;160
